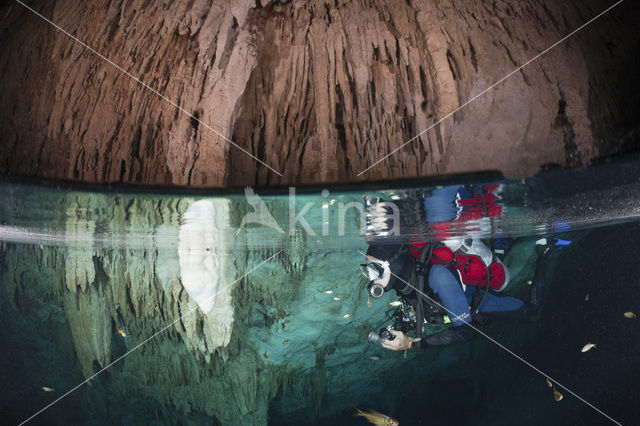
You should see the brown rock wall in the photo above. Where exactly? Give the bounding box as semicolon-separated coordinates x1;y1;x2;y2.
0;0;637;186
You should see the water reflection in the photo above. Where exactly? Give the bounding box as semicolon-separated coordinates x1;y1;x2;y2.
2;162;640;251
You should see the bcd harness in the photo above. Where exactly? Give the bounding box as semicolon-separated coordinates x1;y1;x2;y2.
402;243;492;340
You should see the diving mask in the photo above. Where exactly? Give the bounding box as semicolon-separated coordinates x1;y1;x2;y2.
360;260;390;298
360;260;390;281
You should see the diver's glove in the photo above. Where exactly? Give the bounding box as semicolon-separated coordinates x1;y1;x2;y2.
410;325;476;349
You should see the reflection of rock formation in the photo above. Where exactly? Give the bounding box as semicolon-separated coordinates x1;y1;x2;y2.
0;191;280;424
63;285;111;378
178;199;235;357
0;184;553;424
179;200;222;313
64;195;96;293
0;1;638;186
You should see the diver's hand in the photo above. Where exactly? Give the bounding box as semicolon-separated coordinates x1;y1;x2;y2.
380;330;412;351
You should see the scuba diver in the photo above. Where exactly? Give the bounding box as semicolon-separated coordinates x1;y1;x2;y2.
361;237;567;351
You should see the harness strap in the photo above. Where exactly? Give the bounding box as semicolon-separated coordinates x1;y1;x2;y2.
413;243;450;337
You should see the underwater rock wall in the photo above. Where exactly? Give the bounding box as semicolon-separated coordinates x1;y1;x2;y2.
0;0;638;186
0;183;562;424
0;192;276;424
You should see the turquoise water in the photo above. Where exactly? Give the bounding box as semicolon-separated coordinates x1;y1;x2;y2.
1;158;640;425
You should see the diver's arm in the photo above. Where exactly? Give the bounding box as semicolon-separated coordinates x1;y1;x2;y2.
411;325;475;349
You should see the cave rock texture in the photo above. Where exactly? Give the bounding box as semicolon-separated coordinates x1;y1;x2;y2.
0;0;638;186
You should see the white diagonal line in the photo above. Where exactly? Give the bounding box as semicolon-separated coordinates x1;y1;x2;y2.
358;249;621;425
357;0;624;176
19;249;283;425
14;0;283;177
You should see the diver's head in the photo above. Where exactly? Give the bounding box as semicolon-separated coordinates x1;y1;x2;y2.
361;245;412;298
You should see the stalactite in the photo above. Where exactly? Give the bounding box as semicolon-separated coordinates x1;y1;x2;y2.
1;1;637;185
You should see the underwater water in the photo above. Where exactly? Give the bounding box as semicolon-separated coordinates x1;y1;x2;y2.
1;157;640;425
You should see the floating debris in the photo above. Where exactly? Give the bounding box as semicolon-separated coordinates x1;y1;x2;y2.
323;290;333;294
117;327;127;337
585;293;590;301
368;356;380;361
343;313;353;319
624;312;636;319
546;378;552;388
388;301;402;307
332;297;341;301
42;387;54;392
283;340;291;345
354;408;399;425
367;295;372;308
553;387;563;402
263;352;268;360
581;343;596;353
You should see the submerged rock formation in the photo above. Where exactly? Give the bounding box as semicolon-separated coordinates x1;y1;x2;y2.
0;0;638;186
0;181;551;424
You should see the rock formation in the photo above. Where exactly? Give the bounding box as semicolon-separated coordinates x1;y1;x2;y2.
0;190;266;424
0;176;554;424
0;0;638;187
3;163;640;423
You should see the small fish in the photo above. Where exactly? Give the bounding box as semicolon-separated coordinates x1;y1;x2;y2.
553;387;563;402
624;312;636;319
354;408;399;425
323;290;333;294
283;340;291;345
368;356;380;361
388;301;402;307
581;343;596;353
42;387;54;392
526;280;533;285
117;327;127;337
546;378;552;388
332;297;341;301
343;313;353;319
263;351;268;360
585;293;590;301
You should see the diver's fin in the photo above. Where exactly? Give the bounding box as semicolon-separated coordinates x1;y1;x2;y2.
554;238;572;248
535;237;572;256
